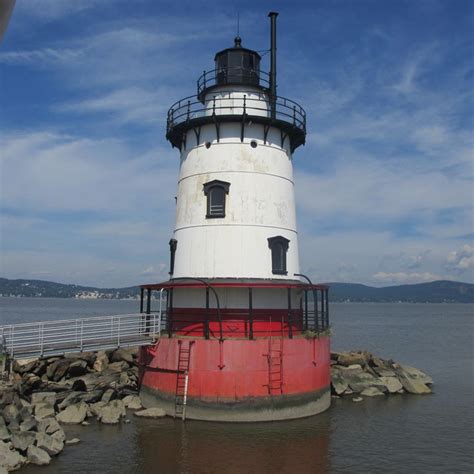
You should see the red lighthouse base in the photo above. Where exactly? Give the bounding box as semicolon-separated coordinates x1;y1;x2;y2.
138;336;331;422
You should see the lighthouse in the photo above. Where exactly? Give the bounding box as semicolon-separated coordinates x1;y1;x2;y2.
139;12;330;421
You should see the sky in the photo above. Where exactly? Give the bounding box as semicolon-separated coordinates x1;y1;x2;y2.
0;0;473;288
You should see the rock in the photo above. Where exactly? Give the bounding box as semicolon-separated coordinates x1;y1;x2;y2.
67;360;88;377
71;379;88;392
96;400;126;424
65;351;96;367
58;391;84;411
38;418;61;435
122;395;143;410
81;421;90;426
27;445;51;465
0;418;10;442
107;361;130;373
11;431;36;452
79;390;103;404
56;402;87;424
2;404;20;425
0;440;26;471
352;397;363;403
12;359;38;375
336;351;368;367
88;401;107;417
330;368;349;395
93;351;109;373
65;438;80;445
101;389;117;403
51;429;66;443
110;348;135;365
31;392;56;406
34;402;55;420
373;367;396;377
46;359;71;382
340;366;385;393
393;365;432;394
133;408;166;419
19;416;37;432
397;365;433;385
361;387;385;397
379;376;404;394
35;432;64;456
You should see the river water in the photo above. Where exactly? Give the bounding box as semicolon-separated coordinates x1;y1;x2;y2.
1;298;473;473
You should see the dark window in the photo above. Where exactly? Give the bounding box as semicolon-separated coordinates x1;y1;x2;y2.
268;236;289;275
169;239;177;275
203;180;230;218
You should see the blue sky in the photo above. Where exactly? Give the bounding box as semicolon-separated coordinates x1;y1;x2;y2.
1;0;473;287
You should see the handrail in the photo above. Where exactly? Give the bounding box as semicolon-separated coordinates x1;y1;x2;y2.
0;313;161;360
197;66;271;98
166;92;306;137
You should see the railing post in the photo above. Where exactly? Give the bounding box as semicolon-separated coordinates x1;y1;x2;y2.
117;317;121;347
80;320;84;352
140;288;144;314
10;326;14;358
39;323;44;357
205;287;210;340
287;288;293;339
304;290;308;331
186;100;190;121
212;96;216;115
249;287;253;340
243;94;246;114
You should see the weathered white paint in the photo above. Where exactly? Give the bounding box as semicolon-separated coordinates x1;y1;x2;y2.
171;86;301;281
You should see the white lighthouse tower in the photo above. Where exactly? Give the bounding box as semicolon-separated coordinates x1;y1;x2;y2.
140;12;330;422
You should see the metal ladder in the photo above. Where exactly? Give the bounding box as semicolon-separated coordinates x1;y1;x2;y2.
267;337;283;394
174;340;193;420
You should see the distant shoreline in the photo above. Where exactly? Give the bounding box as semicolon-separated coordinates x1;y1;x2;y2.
1;277;473;303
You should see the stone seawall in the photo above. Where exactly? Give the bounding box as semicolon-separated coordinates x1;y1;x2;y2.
0;348;433;472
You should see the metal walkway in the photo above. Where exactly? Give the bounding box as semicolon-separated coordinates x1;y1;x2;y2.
0;313;162;360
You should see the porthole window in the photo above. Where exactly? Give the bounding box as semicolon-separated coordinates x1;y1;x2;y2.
250;140;258;148
203;180;230;218
205;142;211;149
268;236;289;275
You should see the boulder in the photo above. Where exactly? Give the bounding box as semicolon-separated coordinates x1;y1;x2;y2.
361;387;385;397
2;404;20;425
79;390;103;404
393;365;432;394
88;401;107;417
122;395;143;410
51;430;66;443
46;359;71;382
34;402;55;420
110;348;135;365
27;445;51;465
19;416;37;433
397;365;433;385
379;376;403;394
67;360;88;377
37;418;61;435
101;389;117;403
0;418;10;442
35;432;64;456
58;391;84;411
373;367;396;377
93;352;109;373
56;402;88;424
107;361;130;373
335;351;369;367
12;359;38;375
133;408;166;419
96;400;126;424
31;392;56;406
11;431;36;452
330;368;349;395
0;440;26;471
65;351;96;367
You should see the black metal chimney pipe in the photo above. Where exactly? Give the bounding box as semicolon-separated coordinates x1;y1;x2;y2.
268;11;278;118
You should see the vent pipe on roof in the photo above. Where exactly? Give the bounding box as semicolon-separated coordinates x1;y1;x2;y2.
268;11;278;118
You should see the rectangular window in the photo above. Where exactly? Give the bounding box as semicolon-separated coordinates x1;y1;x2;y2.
203;180;230;219
268;236;290;275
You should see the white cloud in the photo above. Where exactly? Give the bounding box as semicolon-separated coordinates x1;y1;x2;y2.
446;245;474;271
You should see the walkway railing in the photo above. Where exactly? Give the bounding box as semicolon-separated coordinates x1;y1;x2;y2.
0;313;162;360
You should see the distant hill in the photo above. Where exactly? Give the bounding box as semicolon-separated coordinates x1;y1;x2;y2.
0;278;473;303
327;280;474;303
0;278;140;300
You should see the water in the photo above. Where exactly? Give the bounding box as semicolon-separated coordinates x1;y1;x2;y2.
1;298;473;473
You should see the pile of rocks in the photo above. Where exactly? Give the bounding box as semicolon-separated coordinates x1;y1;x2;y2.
331;351;433;400
0;347;164;472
